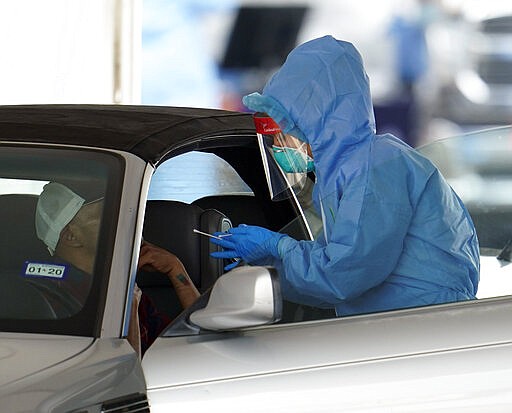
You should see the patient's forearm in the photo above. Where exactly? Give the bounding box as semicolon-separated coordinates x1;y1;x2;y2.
167;264;200;308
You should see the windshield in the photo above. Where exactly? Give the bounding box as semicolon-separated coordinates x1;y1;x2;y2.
0;145;123;336
417;127;512;250
417;126;512;299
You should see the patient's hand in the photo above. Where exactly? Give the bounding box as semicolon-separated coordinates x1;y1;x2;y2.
138;240;199;308
138;240;184;275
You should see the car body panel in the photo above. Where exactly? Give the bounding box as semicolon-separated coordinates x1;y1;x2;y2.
0;333;94;387
147;344;512;413
0;337;146;413
101;149;150;339
144;298;512;410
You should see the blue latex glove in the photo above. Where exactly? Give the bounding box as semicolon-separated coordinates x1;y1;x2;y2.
210;224;285;268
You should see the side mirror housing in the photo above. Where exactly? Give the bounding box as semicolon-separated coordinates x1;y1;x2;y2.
189;266;282;331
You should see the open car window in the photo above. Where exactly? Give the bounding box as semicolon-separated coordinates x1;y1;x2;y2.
0;146;123;337
143;143;336;328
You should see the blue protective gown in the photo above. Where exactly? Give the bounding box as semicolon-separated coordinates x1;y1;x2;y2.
260;36;480;315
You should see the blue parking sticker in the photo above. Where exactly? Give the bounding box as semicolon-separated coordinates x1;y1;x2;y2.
23;262;67;279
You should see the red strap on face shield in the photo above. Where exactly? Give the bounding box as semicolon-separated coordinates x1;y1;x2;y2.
253;113;281;134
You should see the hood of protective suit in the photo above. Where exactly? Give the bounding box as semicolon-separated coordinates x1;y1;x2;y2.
262;35;376;162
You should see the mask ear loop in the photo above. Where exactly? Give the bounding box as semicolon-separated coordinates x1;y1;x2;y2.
272;131;289;148
272;128;308;153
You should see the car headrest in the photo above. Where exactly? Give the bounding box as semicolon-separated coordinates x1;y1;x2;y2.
192;194;268;227
0;194;50;273
140;200;232;292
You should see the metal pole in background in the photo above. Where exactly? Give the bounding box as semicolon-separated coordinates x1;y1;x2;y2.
113;0;141;104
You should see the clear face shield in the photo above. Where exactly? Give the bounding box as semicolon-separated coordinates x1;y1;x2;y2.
254;112;314;201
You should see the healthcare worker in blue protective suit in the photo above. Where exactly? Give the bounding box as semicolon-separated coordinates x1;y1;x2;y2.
211;35;480;316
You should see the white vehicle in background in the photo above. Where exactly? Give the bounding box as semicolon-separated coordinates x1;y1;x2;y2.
430;2;512;126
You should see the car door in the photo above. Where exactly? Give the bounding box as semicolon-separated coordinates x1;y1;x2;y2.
142;291;512;413
141;127;512;412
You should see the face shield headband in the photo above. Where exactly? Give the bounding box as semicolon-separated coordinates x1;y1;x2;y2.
254;112;312;201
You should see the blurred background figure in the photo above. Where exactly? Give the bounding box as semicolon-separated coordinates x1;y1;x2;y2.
389;0;438;96
142;0;235;107
216;4;309;111
384;0;441;147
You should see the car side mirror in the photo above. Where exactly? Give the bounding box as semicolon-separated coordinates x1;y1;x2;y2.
189;266;282;331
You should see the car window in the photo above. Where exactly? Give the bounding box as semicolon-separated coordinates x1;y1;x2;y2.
148;151;253;203
418;126;512;299
0;178;47;195
142;146;334;326
0;146;123;337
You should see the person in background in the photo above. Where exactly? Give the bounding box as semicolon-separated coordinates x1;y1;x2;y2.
35;182;199;357
388;0;441;146
142;0;235;108
211;35;480;316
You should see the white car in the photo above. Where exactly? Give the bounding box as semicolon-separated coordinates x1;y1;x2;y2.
0;105;511;412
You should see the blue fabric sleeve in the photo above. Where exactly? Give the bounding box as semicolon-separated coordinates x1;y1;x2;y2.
276;238;334;308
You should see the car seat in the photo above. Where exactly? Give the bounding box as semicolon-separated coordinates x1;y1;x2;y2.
0;194;57;318
138;200;232;319
192;194;268;227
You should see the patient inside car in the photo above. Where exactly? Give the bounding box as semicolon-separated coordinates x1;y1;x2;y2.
35;182;199;357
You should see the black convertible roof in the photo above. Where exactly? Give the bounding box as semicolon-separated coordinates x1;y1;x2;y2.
0;104;255;163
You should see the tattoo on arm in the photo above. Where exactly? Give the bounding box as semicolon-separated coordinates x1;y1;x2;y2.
176;273;190;286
